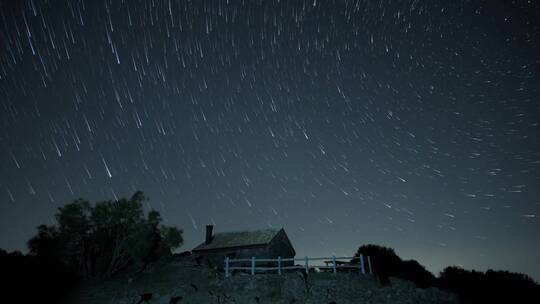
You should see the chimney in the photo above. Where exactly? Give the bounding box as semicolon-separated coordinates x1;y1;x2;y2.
205;225;214;244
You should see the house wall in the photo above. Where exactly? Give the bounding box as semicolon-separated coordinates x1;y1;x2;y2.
194;229;296;269
268;230;296;257
267;229;296;266
196;246;270;269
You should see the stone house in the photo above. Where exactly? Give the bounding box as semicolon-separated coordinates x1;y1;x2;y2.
192;225;296;268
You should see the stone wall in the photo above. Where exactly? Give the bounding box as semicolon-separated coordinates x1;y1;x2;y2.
66;256;458;304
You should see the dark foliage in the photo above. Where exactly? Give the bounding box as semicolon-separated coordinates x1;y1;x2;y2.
398;259;436;288
437;266;540;303
0;249;77;303
351;244;394;284
27;191;183;278
351;244;540;303
351;244;434;286
0;191;184;302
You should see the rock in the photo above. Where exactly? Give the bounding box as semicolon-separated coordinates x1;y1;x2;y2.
65;262;458;304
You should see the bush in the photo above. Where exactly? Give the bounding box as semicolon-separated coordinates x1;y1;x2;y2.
27;191;183;278
351;243;540;303
438;266;540;303
351;244;436;288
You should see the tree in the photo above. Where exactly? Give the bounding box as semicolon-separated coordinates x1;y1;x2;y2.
27;191;183;278
351;244;436;287
351;244;402;284
398;259;436;288
438;266;540;303
27;224;60;259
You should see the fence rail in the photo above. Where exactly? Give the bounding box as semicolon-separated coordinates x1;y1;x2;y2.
224;255;372;278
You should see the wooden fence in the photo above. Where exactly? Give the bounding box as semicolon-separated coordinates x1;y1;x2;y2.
224;255;372;278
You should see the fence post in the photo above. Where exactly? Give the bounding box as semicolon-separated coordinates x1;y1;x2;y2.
304;256;309;274
225;256;230;278
360;254;365;274
278;256;282;275
332;255;337;274
367;256;372;274
251;256;256;275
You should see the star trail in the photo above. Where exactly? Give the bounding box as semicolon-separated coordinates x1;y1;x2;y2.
0;0;539;280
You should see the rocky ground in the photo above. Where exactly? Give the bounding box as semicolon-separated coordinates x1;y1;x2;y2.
66;256;457;304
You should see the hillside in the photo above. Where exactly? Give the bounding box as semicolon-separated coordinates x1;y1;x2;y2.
66;256;457;304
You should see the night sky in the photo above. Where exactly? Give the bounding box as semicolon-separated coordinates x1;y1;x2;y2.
1;0;539;280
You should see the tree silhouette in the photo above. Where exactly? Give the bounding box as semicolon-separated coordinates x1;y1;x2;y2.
398;259;436;288
438;266;540;303
351;244;436;287
351;244;403;285
27;191;183;278
351;244;540;301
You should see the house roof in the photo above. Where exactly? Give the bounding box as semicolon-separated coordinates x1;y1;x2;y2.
192;228;283;251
